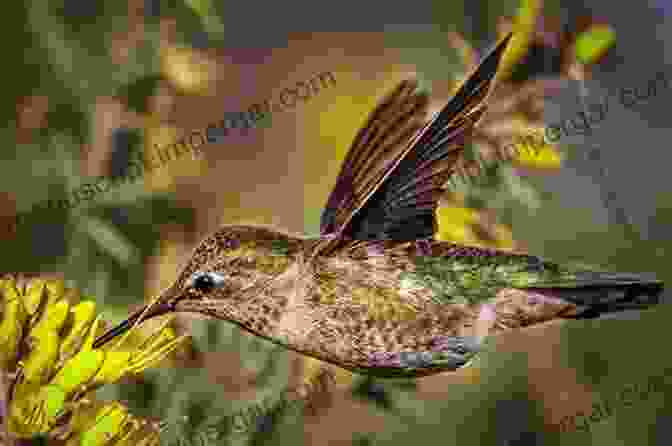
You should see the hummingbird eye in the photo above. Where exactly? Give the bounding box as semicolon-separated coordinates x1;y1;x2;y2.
189;271;227;293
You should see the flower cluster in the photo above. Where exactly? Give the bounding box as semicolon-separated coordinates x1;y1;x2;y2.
8;71;337;238
0;275;188;444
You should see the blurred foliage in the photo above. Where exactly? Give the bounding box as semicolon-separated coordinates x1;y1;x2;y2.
572;24;616;65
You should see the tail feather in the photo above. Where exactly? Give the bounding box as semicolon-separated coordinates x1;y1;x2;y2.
530;271;663;319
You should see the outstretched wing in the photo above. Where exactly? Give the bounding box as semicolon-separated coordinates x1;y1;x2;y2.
318;33;512;255
319;80;431;236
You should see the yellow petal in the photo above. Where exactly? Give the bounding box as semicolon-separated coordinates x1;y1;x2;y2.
60;301;97;361
436;207;478;225
90;316;185;386
108;307;174;353
22;330;60;384
51;318;105;395
44;279;66;306
436;207;480;243
437;226;481;245
135;314;176;352
7;382;40;436
8;383;66;437
112;419;141;445
24;279;47;316
32;299;70;336
78;402;129;446
51;349;105;396
0;287;27;369
125;335;189;374
41;384;68;421
90;351;133;386
2;276;21;305
513;143;563;169
64;400;101;440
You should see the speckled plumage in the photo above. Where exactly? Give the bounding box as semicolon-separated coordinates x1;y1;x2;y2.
94;33;664;378
94;224;662;378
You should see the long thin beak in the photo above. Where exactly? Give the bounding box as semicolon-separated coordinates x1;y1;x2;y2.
93;300;176;349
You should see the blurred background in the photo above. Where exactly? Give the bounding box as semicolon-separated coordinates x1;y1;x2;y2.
1;0;671;444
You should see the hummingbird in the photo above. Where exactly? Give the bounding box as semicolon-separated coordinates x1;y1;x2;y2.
94;33;663;378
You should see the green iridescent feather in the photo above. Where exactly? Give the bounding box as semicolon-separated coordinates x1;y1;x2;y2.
401;249;652;306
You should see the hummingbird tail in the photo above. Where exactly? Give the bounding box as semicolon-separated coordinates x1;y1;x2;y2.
539;272;664;319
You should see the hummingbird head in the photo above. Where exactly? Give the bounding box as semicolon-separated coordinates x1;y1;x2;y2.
93;225;304;349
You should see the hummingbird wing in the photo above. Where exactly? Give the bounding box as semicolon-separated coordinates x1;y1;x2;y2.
318;79;431;236
318;33;512;255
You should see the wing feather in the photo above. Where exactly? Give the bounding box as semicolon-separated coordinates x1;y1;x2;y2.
318;34;513;255
320;80;430;236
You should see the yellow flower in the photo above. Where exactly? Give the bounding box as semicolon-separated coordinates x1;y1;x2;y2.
436;207;481;245
0;275;186;443
60;301;97;361
161;44;218;95
495;0;543;80
435;198;516;250
64;401;160;446
514;140;564;169
0;281;28;369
